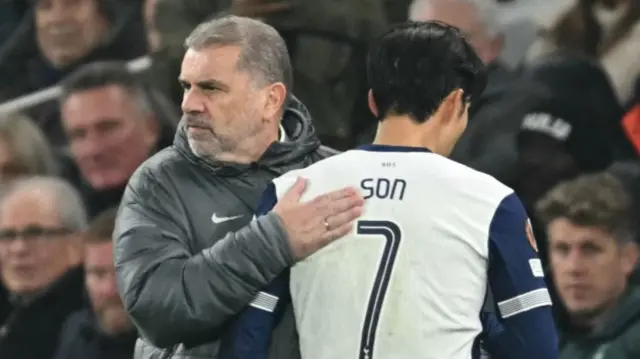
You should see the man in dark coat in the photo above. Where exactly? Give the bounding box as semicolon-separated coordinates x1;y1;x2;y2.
54;208;136;359
0;177;88;359
114;16;364;359
537;173;640;359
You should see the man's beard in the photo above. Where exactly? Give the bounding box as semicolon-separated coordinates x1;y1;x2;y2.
184;113;237;161
95;298;133;335
569;304;609;328
183;113;265;163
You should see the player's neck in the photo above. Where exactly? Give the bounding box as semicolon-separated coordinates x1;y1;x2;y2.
373;115;442;154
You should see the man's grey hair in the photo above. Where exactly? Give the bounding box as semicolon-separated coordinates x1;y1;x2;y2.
0;176;88;231
60;61;153;115
409;0;502;37
185;15;293;91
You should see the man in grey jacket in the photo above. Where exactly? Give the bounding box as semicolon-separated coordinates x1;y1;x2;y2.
113;15;364;359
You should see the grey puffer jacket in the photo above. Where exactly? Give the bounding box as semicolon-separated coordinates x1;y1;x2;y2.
114;98;336;359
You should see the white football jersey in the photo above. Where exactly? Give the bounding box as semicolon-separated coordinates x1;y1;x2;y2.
261;145;550;359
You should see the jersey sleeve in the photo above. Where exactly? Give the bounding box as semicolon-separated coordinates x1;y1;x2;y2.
218;182;290;359
482;192;558;359
255;182;279;216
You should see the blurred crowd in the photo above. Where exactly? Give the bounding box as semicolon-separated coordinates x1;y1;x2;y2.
0;0;639;358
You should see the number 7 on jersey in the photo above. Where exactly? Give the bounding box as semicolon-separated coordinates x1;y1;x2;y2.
356;220;402;359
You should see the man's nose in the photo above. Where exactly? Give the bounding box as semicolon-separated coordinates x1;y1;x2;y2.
97;275;119;298
7;237;30;255
564;250;588;276
181;88;206;114
75;134;106;160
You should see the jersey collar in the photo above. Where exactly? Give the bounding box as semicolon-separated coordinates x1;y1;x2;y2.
357;144;431;153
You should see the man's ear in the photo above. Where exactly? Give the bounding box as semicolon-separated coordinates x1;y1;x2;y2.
436;89;465;125
264;82;288;119
67;233;85;264
368;90;379;118
621;241;639;277
143;113;159;148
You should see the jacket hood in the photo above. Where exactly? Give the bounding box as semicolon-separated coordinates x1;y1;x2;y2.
588;285;640;340
173;96;321;176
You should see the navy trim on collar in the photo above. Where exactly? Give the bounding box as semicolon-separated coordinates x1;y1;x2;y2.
357;144;432;153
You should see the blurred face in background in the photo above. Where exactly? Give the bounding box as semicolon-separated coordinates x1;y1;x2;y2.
0;189;81;295
85;239;133;335
35;0;108;67
515;133;580;211
61;85;158;190
548;219;637;326
410;0;502;65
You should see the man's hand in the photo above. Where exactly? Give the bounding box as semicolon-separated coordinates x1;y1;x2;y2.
274;177;364;260
230;0;294;17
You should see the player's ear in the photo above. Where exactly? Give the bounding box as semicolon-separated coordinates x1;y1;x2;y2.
438;89;465;125
367;90;379;117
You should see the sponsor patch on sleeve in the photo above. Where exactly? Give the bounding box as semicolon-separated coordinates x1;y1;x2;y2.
529;258;544;277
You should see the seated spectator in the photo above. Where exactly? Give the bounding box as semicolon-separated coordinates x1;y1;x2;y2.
520;53;636;162
526;0;640;105
536;172;640;358
58;61;175;218
0;177;87;359
0;113;58;181
608;160;640;284
452;52;632;191
0;0;148;145
54;208;135;359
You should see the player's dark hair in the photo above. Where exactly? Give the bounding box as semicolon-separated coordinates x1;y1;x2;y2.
366;21;487;123
535;172;635;244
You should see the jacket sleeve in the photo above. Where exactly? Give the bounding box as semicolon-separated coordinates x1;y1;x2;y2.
218;183;291;359
114;168;296;348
